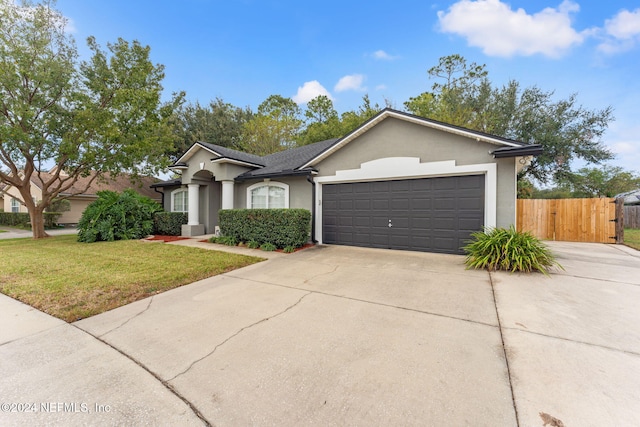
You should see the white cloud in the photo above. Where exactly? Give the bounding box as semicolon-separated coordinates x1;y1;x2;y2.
372;50;398;60
597;8;640;54
375;84;387;91
8;1;76;33
611;141;637;155
292;81;333;105
334;74;366;92
437;0;585;58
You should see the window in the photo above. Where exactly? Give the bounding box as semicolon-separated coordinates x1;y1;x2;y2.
11;197;21;213
172;189;188;212
247;182;289;209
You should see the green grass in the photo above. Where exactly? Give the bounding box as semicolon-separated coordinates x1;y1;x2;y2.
0;235;264;322
624;228;640;251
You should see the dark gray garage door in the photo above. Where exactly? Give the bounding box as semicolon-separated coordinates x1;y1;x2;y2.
322;175;484;254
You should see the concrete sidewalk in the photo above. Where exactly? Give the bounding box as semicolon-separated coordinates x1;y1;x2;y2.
1;240;639;426
0;226;78;239
0;294;204;426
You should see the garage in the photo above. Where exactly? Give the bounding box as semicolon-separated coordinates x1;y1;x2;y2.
321;175;485;254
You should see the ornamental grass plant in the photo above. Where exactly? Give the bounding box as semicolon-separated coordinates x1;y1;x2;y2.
463;226;562;275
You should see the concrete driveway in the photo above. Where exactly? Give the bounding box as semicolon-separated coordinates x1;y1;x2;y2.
1;241;639;426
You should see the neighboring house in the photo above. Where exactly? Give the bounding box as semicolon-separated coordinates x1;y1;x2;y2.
152;109;542;254
615;189;640;205
2;171;161;224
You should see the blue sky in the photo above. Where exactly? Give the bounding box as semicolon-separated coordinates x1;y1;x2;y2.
56;0;640;175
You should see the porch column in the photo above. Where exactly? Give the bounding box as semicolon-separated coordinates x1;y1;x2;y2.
221;180;234;210
187;184;200;225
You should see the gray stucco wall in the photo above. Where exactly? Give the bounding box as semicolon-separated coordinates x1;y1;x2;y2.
313;117;518;227
234;176;313;211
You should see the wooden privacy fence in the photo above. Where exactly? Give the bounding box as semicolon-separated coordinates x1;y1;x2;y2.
517;198;623;243
624;205;640;229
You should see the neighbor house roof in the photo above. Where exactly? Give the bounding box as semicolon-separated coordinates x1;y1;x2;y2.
30;171;160;200
615;188;640;205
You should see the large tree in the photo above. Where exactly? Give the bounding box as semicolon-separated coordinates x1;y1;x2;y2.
0;0;181;238
564;165;640;198
170;98;253;161
404;54;614;184
297;95;341;146
241;94;302;155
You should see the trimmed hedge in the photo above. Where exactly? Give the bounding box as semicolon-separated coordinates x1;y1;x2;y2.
153;212;188;236
0;212;62;228
219;208;311;249
0;212;30;227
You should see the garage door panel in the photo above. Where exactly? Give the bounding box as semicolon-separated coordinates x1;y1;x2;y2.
411;198;432;210
371;199;389;210
322;175;484;254
459;218;483;231
433;218;456;230
372;181;390;192
390;198;410;210
354;199;371;210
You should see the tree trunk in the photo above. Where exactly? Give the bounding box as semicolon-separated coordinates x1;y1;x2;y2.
30;206;50;239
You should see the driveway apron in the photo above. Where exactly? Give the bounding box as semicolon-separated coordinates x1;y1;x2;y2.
75;245;515;426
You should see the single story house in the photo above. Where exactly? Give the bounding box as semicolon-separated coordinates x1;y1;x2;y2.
152;109;542;254
2;171;160;224
615;189;640;205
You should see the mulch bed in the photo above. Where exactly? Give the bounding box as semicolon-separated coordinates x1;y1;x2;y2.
144;235;191;243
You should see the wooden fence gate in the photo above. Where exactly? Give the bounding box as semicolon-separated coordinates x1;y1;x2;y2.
517;198;623;243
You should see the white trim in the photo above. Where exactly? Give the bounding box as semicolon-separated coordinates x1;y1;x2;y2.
314;157;497;244
211;157;263;168
170;188;188;213
221;180;235;210
176;142;263;167
187;184;200;225
299;110;522;170
10;197;21;213
175;142;220;164
246;181;290;209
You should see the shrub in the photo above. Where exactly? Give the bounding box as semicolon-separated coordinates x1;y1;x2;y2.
260;242;277;251
77;189;162;243
217;236;238;246
0;212;30;227
44;212;62;228
283;245;296;253
208;236;219;243
463;226;562;275
247;240;261;249
153;212;188;236
0;212;61;228
219;209;310;249
45;198;70;213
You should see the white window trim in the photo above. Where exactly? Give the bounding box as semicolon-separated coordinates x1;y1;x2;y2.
171;188;189;212
11;197;21;213
246;181;290;209
314;157;497;245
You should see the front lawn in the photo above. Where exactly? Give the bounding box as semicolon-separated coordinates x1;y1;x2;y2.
624;228;640;251
0;235;264;322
